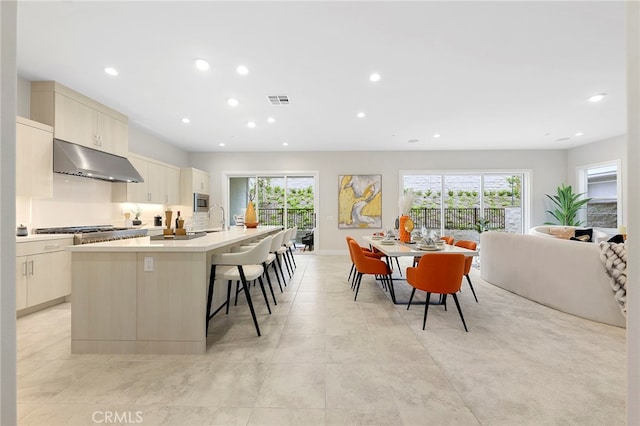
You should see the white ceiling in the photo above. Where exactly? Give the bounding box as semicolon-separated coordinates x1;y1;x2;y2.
16;1;626;153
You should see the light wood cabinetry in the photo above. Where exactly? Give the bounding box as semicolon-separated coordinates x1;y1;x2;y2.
16;237;72;312
30;81;128;156
180;167;210;206
112;154;180;204
16;117;53;198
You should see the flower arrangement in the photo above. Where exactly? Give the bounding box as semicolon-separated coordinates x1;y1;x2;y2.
399;189;416;216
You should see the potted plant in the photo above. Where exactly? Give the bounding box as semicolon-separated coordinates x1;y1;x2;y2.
131;205;142;226
545;184;591;226
474;217;491;234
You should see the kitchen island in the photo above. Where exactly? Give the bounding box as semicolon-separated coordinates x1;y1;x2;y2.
68;226;281;355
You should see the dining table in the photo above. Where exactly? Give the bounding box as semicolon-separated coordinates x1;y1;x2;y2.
361;235;479;304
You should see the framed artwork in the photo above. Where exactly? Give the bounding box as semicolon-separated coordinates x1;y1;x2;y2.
338;174;382;228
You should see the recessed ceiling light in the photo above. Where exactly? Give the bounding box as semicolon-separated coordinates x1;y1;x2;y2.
104;67;118;76
219;143;225;147
357;112;365;118
433;133;441;138
267;117;275;124
282;142;289;146
408;139;419;144
556;137;571;142
227;98;239;107
247;121;256;128
588;93;606;102
575;132;584;136
236;65;249;75
369;73;381;82
181;118;190;124
195;59;210;71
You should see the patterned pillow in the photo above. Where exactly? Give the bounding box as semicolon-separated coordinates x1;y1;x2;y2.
573;228;593;242
549;227;574;239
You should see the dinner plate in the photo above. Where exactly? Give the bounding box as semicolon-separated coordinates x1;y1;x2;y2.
416;245;441;251
380;240;396;245
371;236;382;240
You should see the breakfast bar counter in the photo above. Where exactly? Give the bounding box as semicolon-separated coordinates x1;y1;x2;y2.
68;226;281;355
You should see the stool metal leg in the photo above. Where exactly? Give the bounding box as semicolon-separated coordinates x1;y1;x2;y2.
238;266;261;336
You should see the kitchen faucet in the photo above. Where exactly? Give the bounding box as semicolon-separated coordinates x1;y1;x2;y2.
208;204;226;230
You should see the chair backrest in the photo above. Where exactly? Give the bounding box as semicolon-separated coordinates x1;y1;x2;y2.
270;230;286;252
441;235;454;245
212;235;273;266
346;236;356;263
348;239;389;275
454;240;476;274
283;227;294;245
411;253;465;294
455;240;477;251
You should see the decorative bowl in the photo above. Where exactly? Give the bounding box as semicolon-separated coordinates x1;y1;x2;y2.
244;222;259;228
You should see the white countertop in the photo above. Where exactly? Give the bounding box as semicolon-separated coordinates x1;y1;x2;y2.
67;226;281;253
16;234;74;243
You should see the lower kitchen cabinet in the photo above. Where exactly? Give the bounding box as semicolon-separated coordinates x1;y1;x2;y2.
16;237;72;313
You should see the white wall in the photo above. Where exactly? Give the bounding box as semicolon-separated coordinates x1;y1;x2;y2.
1;2;18;424
128;123;189;167
626;1;639;423
189;149;566;252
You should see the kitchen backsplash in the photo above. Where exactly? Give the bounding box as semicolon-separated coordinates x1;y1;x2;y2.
17;174;197;231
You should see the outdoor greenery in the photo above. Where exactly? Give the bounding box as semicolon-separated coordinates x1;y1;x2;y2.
411;175;522;209
255;178;314;209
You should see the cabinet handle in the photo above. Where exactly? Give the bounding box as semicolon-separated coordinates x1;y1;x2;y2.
22;261;27;277
29;260;34;276
44;244;62;250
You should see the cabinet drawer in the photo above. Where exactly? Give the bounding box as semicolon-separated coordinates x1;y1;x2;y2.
17;238;73;257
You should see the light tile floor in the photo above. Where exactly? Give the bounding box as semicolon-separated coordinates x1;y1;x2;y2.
17;254;626;425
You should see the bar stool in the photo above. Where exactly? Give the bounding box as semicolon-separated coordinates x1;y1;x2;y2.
206;236;273;336
266;229;287;292
283;226;298;269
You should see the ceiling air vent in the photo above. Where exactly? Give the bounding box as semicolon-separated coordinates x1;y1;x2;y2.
268;95;290;105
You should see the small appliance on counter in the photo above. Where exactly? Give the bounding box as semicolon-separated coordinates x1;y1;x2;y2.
154;215;162;226
16;224;28;237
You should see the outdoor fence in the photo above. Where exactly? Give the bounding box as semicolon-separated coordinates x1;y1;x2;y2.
258;208;316;230
410;207;505;230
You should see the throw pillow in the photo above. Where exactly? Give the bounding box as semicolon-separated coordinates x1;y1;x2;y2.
549;227;574;239
570;234;591;242
574;228;593;242
608;234;625;244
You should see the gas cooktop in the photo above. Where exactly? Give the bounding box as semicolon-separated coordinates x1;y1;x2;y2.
33;225;147;244
33;225;128;234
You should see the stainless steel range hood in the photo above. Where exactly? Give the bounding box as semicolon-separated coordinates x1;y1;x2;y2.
53;138;144;183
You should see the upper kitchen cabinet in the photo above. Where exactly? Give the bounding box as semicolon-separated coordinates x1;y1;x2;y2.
30;81;128;157
16;116;53;198
112;154;180;205
180;167;210;205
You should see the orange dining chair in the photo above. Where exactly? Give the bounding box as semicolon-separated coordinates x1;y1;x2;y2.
346;236;384;284
406;253;468;331
441;235;454;245
454;240;479;302
349;239;392;301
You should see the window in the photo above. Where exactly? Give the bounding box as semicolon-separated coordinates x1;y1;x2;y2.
401;171;527;243
577;161;622;229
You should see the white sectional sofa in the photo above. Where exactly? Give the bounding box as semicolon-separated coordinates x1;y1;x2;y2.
480;231;625;328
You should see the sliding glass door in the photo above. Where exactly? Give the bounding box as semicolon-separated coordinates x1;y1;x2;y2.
228;174;316;247
403;171;525;243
